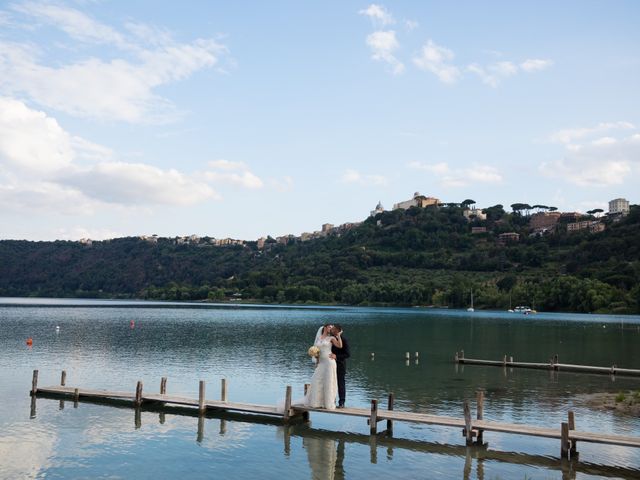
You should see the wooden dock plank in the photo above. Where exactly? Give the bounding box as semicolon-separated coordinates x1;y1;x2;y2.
38;386;135;400
571;431;640;448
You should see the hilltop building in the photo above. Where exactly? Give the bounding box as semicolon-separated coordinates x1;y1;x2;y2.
370;201;385;217
393;192;440;210
609;198;630;216
462;208;487;221
567;221;605;234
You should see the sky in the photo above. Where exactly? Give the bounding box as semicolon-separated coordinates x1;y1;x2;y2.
0;1;639;241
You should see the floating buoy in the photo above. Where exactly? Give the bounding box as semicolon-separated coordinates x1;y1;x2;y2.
130;320;135;329
26;337;33;346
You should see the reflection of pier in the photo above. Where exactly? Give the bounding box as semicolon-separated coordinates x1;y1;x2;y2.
31;369;640;465
455;350;640;377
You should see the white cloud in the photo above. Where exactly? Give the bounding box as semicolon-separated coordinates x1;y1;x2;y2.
0;96;73;173
340;169;388;187
409;161;502;187
359;4;395;25
61;162;218;205
365;30;404;74
0;3;228;123
467;61;518;87
549;122;635;144
0;98;219;212
205;160;264;189
542;123;640;186
520;58;553;72
412;40;461;84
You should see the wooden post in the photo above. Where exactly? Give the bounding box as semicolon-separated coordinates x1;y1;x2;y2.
509;356;513;363
30;396;37;418
460;350;464;360
283;385;292;423
135;381;143;407
197;415;204;443
160;377;167;394
568;411;577;457
73;388;79;408
134;408;141;429
221;378;227;402
455;351;459;362
386;393;394;435
503;355;507;365
560;422;569;458
198;380;206;414
61;370;66;386
476;390;484;444
370;399;378;435
553;354;559;371
31;369;38;396
415;352;419;359
405;352;410;360
464;400;473;445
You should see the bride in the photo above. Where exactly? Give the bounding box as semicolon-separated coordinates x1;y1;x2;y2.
305;324;343;410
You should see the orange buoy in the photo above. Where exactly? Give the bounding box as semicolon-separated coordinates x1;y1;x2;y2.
26;337;33;346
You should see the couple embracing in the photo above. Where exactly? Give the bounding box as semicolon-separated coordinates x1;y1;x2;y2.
305;324;350;410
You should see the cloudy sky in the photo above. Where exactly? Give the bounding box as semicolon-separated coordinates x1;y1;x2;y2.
1;1;638;241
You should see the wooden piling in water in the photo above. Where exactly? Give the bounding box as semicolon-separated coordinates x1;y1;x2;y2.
135;381;143;407
568;411;577;457
370;399;378;435
476;390;484;444
561;422;569;458
387;393;395;435
283;385;292;423
160;377;167;394
31;370;38;396
221;378;227;402
198;380;206;414
463;401;473;446
60;370;66;386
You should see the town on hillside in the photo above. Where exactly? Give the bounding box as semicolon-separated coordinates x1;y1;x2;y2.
78;192;632;248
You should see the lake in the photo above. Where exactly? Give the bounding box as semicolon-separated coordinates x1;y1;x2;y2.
1;298;639;479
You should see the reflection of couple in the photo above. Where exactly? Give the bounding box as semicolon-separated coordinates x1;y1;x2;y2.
305;324;350;410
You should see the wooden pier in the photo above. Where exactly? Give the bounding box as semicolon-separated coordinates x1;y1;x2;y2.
454;351;640;377
30;369;640;462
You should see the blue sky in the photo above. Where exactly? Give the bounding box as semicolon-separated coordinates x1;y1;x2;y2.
0;1;639;241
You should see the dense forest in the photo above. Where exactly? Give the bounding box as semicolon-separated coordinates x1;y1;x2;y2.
1;204;639;313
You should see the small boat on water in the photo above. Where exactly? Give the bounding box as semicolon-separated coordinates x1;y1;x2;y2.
513;306;536;314
467;290;474;312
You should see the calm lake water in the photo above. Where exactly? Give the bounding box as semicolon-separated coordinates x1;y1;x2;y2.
1;298;639;479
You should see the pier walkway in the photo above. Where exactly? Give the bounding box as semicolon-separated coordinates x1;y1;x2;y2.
31;369;640;462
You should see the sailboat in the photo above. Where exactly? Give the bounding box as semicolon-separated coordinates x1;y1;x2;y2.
467;290;474;312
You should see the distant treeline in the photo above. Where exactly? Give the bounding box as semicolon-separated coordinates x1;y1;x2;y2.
1;204;639;313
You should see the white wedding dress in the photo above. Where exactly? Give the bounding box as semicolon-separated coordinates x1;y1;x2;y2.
305;336;338;410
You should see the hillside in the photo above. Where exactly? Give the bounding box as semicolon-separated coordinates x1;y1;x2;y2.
1;204;639;313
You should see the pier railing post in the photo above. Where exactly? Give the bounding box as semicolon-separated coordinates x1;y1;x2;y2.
387;393;395;436
464;401;473;445
283;385;292;423
476;390;484;444
135;381;143;407
198;380;206;414
31;369;38;396
61;370;66;387
160;377;167;394
370;399;378;435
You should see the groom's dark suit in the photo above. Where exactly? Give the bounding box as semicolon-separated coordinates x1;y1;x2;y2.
331;335;350;407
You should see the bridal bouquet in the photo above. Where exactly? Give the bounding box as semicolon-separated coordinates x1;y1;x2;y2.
308;346;320;358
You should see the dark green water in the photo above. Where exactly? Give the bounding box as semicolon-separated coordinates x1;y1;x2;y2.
1;298;639;479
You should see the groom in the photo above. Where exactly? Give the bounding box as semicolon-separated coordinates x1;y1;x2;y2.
330;324;350;408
